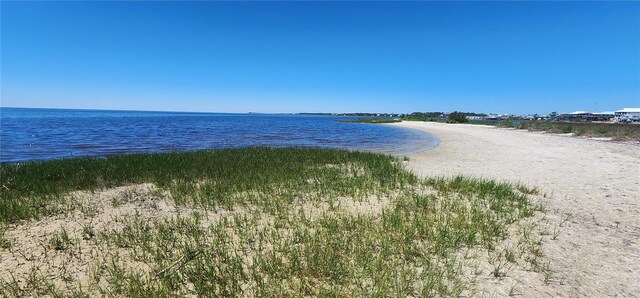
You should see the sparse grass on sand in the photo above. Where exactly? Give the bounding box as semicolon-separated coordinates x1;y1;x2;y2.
497;121;640;141
337;118;401;124
1;148;549;296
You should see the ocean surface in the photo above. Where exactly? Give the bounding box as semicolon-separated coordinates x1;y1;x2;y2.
0;108;438;163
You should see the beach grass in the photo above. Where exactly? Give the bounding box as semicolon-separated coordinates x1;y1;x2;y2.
0;148;548;296
497;121;640;141
0;147;413;223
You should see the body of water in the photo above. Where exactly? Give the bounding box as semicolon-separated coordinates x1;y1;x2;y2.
0;108;438;163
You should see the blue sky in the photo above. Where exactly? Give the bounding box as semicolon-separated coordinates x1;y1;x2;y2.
2;1;639;114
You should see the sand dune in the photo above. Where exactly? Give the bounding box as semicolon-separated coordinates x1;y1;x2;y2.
393;121;640;297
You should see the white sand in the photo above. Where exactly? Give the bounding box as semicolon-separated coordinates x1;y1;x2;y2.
392;121;640;297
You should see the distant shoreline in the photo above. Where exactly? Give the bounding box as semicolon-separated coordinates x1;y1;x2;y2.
1;107;403;117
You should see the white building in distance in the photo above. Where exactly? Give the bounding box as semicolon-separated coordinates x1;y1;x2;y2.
615;108;640;117
614;108;640;122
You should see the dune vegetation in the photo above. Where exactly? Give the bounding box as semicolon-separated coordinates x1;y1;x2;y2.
1;148;549;296
497;121;640;141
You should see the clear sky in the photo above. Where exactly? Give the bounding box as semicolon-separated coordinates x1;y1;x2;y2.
2;1;639;115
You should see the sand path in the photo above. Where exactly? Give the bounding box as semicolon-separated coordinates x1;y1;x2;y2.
392;121;640;297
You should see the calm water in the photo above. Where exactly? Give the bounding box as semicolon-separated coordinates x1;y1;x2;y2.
0;108;438;163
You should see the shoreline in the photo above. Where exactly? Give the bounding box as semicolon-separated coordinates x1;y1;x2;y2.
391;121;640;296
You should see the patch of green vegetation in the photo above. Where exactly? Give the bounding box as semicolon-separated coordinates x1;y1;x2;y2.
0;226;11;249
573;127;587;136
497;121;640;141
90;176;543;296
1;148;548;296
447;111;469;123
402;112;486;123
561;125;573;134
516;183;541;196
0;148;414;223
402;112;445;122
337;117;401;124
81;223;96;240
49;226;72;251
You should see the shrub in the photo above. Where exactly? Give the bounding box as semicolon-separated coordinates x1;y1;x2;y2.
447;111;468;123
561;126;573;133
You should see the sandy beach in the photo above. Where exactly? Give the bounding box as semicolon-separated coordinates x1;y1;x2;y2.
393;121;640;297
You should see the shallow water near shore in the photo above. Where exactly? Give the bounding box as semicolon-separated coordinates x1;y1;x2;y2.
0;107;438;162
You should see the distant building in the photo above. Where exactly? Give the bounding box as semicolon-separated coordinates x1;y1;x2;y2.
484;114;504;121
591;111;615;121
558;111;614;122
557;111;591;121
615;108;640;122
615;108;640;118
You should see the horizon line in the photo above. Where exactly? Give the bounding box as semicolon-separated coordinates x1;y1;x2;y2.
2;105;621;116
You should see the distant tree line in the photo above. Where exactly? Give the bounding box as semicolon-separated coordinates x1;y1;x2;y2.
401;111;486;122
299;112;403;117
401;112;445;121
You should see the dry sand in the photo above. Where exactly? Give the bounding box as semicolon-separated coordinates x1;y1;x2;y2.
392;121;640;297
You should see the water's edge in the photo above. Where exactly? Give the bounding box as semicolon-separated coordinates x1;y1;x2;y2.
385;124;440;156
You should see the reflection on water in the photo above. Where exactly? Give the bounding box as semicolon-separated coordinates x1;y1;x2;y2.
0;108;438;163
